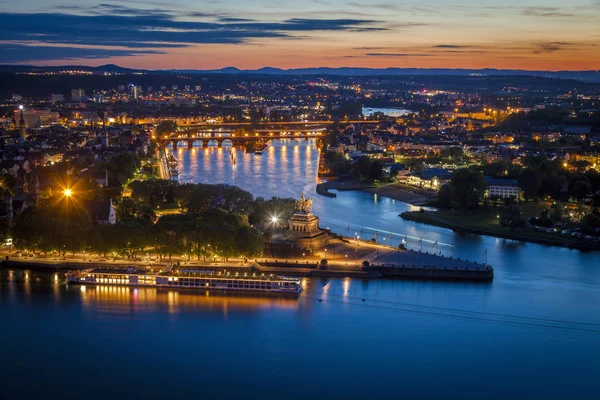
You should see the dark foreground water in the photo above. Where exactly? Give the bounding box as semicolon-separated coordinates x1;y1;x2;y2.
2;139;599;399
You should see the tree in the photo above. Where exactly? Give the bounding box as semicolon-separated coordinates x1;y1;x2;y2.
479;161;511;178
437;183;452;209
12;198;92;257
449;169;487;210
568;176;591;201
518;168;542;200
153;218;184;260
352;156;384;182
88;224;119;257
185;184;220;212
585;170;600;193
13;206;52;254
500;205;524;228
209;225;236;260
130;179;177;206
189;225;211;261
324;151;353;176
249;197;296;227
96;153;141;189
551;202;565;221
217;185;254;214
540;173;567;199
116;198;156;221
234;226;264;258
0;218;10;240
440;147;464;161
582;212;600;229
156;120;177;136
117;197;138;219
115;217;152;258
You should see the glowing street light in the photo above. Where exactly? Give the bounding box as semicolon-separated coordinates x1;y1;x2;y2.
63;188;73;197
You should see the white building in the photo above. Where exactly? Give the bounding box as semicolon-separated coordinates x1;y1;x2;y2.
485;177;520;199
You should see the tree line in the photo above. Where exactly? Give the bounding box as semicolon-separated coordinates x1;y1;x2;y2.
12;180;298;261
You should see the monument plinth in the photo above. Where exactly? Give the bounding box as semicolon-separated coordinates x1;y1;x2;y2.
286;194;329;253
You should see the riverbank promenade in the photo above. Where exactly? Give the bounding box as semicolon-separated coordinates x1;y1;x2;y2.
0;234;493;281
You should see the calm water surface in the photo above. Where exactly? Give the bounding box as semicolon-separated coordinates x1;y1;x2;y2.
362;107;412;117
2;139;599;399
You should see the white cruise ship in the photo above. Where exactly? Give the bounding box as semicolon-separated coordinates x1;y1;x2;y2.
67;266;301;294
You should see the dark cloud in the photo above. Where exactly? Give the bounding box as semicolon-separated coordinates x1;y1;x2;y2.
93;4;171;15
433;50;488;54
365;53;431;57
0;12;386;62
532;42;573;54
186;12;221;18
0;44;164;63
218;17;256;23
385;22;430;29
521;7;577;18
433;45;472;49
353;47;386;50
281;18;384;31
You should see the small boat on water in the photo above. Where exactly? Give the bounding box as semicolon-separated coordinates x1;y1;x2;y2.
254;143;269;154
67;266;302;294
167;153;178;166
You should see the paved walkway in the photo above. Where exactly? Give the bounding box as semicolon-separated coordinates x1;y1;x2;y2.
1;234;488;272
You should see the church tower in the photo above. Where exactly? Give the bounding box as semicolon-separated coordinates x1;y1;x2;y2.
10;111;16;130
101;112;109;147
18;109;27;139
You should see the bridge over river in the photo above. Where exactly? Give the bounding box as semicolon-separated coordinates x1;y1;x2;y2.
159;127;325;148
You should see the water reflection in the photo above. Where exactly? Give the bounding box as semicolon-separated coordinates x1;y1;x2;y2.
71;284;299;314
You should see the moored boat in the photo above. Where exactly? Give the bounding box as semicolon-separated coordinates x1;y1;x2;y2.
67;266;301;294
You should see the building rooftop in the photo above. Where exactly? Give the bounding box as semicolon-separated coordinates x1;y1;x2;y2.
485;176;519;186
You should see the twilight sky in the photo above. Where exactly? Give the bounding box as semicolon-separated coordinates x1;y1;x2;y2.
0;0;599;70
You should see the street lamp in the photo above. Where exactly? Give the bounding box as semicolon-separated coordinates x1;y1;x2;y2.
63;188;73;197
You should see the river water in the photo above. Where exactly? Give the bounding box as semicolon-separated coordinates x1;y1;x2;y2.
362;107;412;117
2;139;599;399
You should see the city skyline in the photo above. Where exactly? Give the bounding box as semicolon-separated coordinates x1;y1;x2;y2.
1;0;599;71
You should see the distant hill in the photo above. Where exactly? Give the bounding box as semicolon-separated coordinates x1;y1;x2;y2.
0;64;598;82
0;64;142;74
195;67;600;82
